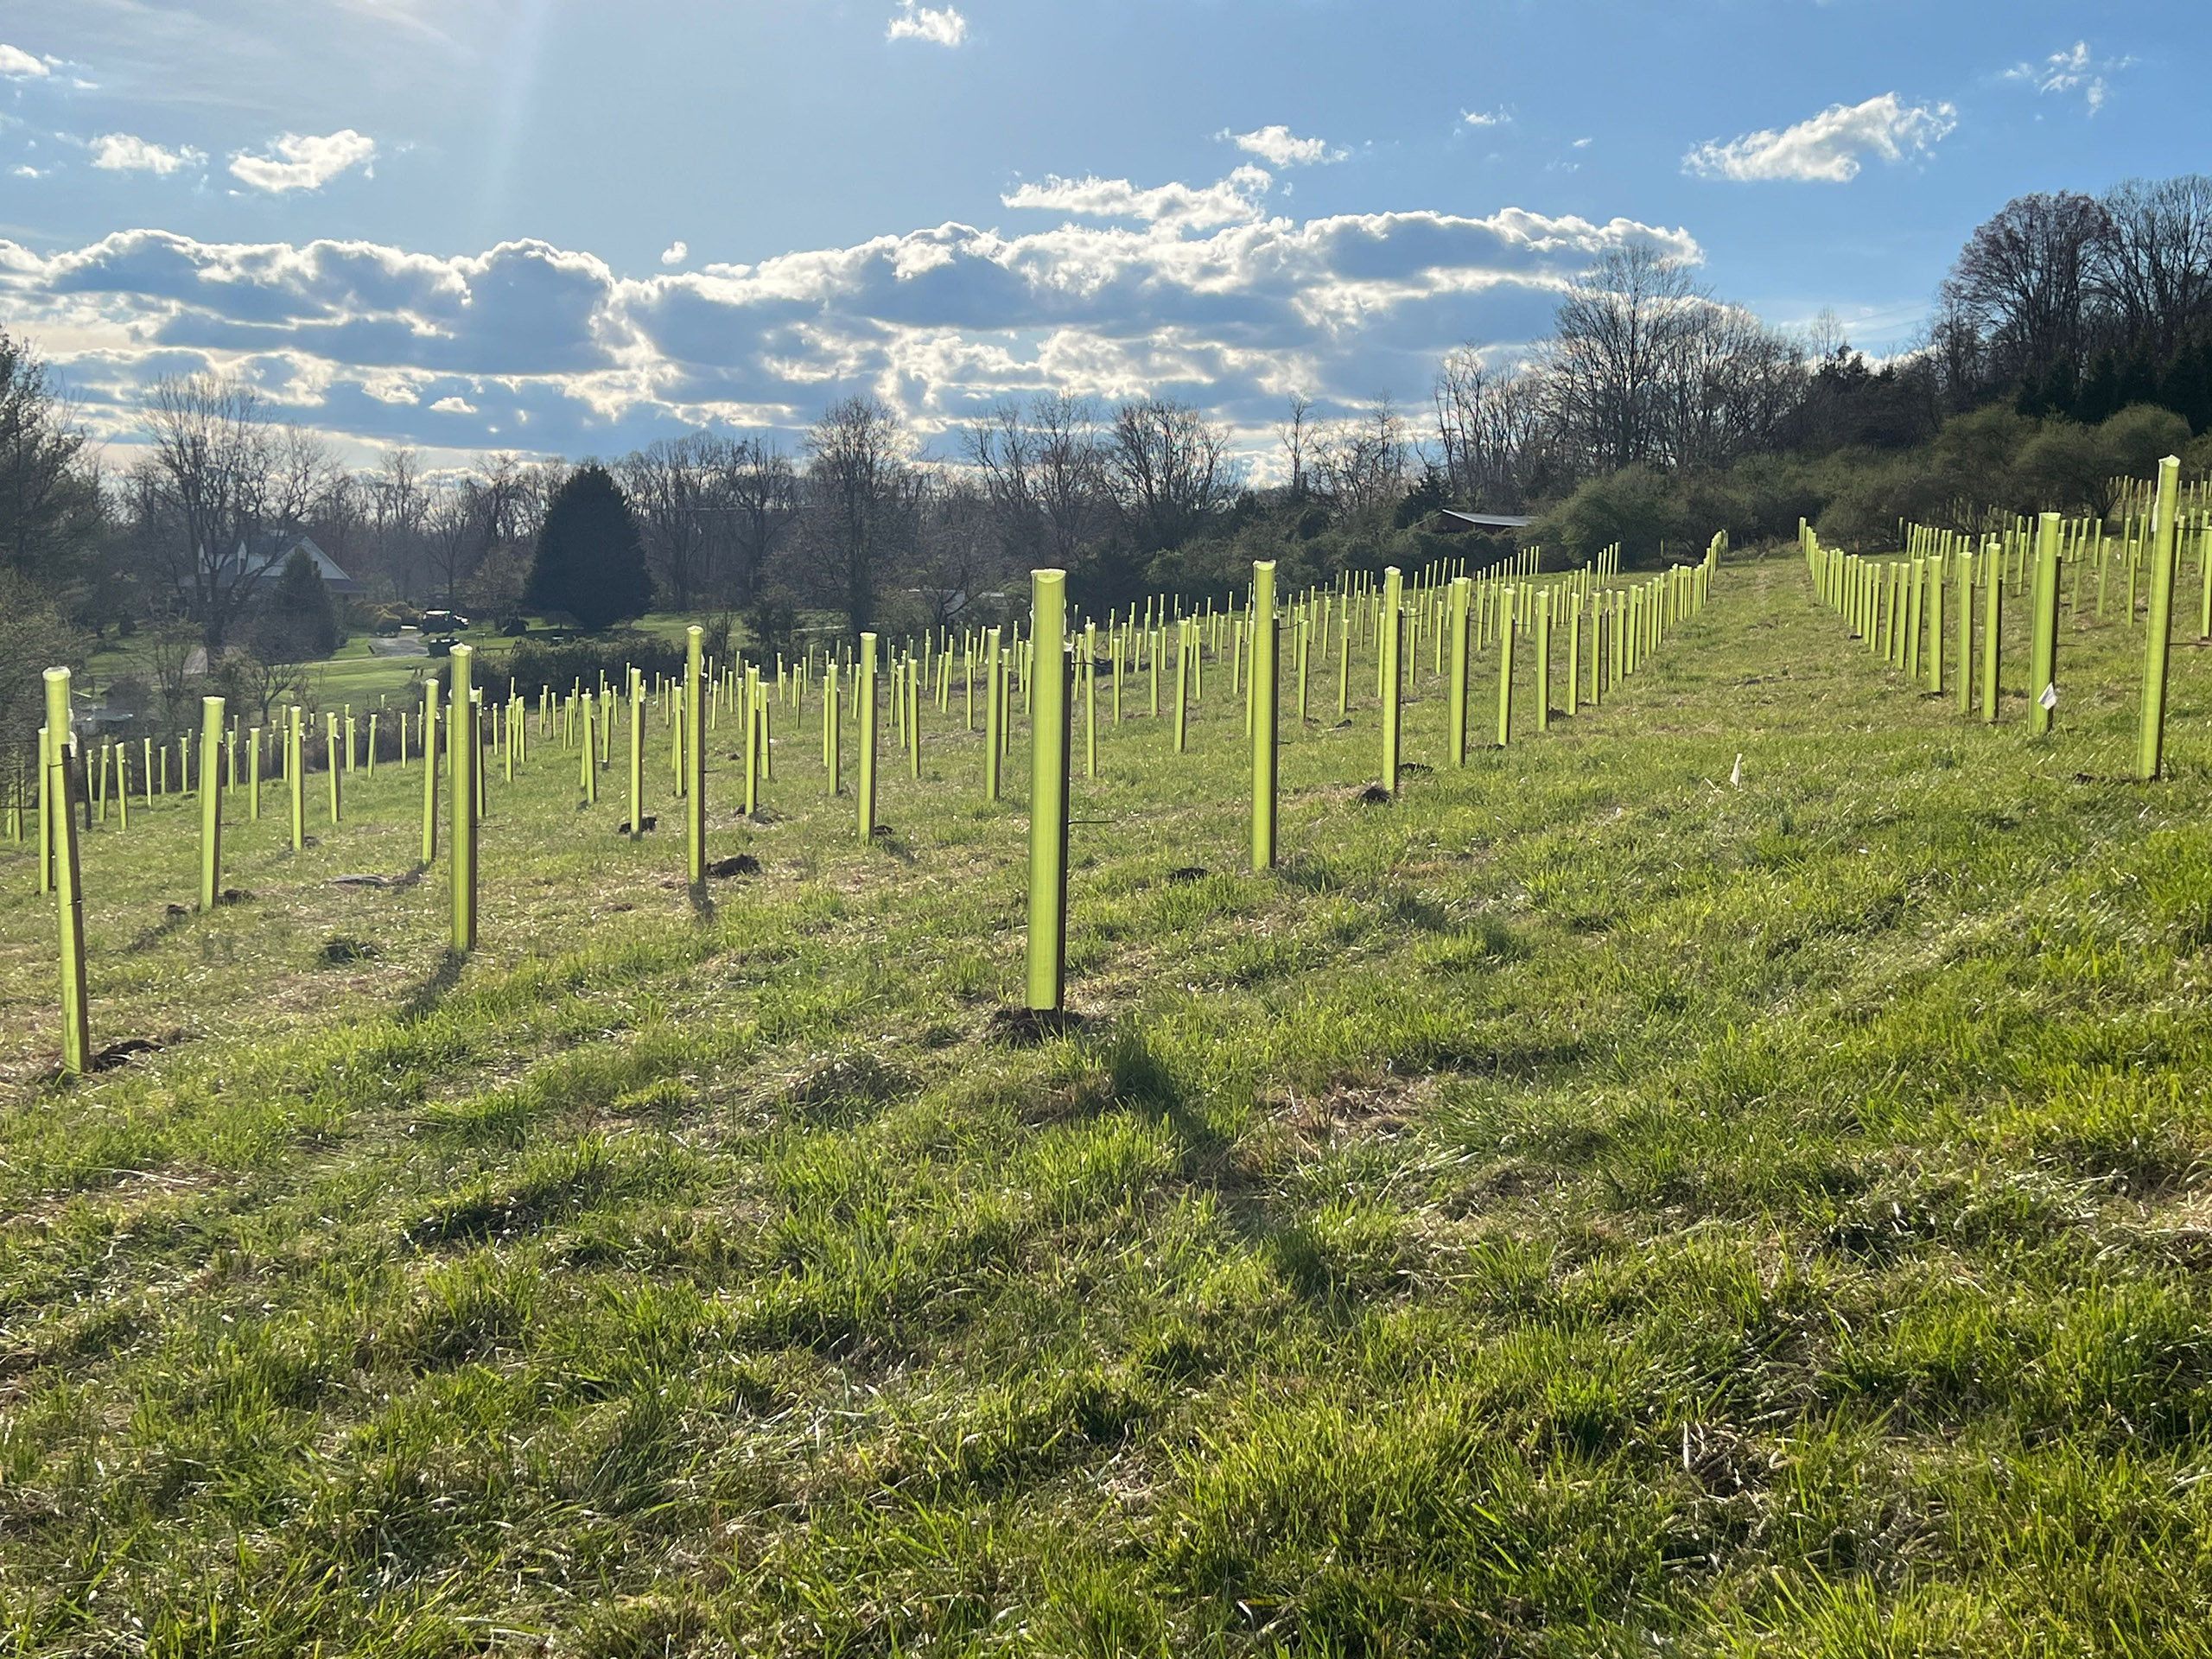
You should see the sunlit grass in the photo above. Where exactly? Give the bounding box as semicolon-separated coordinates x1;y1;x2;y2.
5;552;2212;1655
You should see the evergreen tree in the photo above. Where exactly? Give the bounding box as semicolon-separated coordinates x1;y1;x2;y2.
525;465;652;632
260;546;338;660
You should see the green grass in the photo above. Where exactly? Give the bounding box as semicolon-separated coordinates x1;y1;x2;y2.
6;552;2212;1655
82;608;765;724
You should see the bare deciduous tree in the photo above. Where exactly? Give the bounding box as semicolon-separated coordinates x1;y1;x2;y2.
964;393;1103;571
717;436;798;608
1276;394;1315;503
802;396;915;635
368;448;429;601
1105;397;1234;552
1541;247;1705;475
1939;191;2111;389
423;482;482;610
623;434;720;609
1313;397;1410;518
964;400;1042;567
1433;349;1552;509
1655;303;1804;469
135;376;331;650
2094;175;2212;360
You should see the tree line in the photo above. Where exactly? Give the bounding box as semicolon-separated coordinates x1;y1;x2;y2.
3;168;2209;748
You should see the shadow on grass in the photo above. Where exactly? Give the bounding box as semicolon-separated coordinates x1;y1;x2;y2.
124;905;197;955
399;948;467;1023
869;825;917;863
687;882;717;923
1276;854;1341;893
1068;1017;1228;1166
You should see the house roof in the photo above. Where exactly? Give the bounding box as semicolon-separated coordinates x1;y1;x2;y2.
223;531;365;595
1440;510;1535;531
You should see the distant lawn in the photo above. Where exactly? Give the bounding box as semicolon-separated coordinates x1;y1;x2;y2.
85;612;769;719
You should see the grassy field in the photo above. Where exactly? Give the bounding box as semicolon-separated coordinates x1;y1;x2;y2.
80;611;753;728
5;550;2212;1656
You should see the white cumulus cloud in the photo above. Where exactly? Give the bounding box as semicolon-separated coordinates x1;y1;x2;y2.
660;240;689;267
1003;165;1275;229
0;43;49;77
1227;125;1345;167
91;133;207;175
1682;93;1955;183
2005;41;2133;116
887;2;967;46
228;130;378;194
1462;108;1510;129
0;200;1696;464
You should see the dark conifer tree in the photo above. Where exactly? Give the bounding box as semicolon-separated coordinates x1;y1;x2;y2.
263;546;338;659
525;465;652;632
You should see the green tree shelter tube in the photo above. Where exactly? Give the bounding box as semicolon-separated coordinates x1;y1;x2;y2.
982;631;1001;799
1497;587;1517;747
2139;455;2183;781
450;644;477;952
1448;576;1471;766
1027;569;1071;1012
45;669;89;1077
420;692;437;864
628;667;645;838
199;696;224;912
684;626;705;881
1980;543;2001;724
1250;561;1279;871
2030;513;2062;737
1955;550;1974;717
1379;567;1402;791
284;707;302;852
857;632;879;841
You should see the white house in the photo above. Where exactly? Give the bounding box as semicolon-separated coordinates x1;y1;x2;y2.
206;531;365;605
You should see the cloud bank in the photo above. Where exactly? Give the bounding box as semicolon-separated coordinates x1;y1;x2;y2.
0;43;50;78
0;173;1695;462
1683;93;1955;183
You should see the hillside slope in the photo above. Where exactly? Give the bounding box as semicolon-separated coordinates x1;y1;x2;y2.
4;555;2212;1656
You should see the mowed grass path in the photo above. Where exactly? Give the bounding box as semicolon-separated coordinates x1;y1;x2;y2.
4;554;2212;1656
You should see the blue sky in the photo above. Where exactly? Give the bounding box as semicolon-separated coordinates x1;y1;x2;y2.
0;0;2202;469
